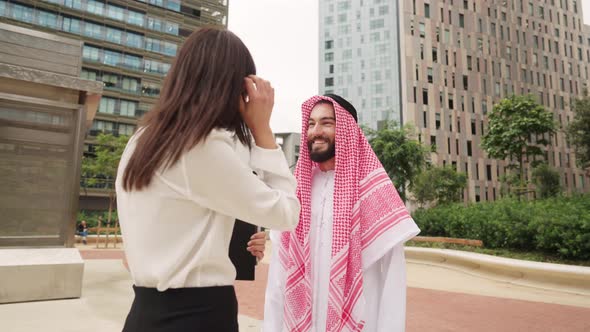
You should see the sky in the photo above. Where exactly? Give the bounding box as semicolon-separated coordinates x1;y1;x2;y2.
228;0;318;133
229;1;590;133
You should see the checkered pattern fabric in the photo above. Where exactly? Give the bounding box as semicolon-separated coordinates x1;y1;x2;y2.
278;95;414;331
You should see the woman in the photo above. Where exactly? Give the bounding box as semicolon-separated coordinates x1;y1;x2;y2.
115;28;300;332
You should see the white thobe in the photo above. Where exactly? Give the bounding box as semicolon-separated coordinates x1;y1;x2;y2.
263;168;416;331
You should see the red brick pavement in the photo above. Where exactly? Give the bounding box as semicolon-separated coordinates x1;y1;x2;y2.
80;249;590;331
407;287;590;332
235;264;269;320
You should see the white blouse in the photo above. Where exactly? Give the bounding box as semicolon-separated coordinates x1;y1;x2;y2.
115;129;300;291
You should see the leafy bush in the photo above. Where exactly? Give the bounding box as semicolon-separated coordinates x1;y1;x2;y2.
77;210;118;230
412;194;590;260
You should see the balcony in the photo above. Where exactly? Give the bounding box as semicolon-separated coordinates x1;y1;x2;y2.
79;177;114;197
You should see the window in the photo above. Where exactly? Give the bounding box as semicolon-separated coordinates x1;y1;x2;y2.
325;40;333;49
419;23;425;38
325;77;334;87
92;120;115;134
98;97;116;114
101;73;118;88
120;100;137;117
448;138;451;154
105;27;122;44
82;45;100;61
147;17;162;31
122;77;139;92
459;14;464;28
424;3;430;18
37;11;58;29
81;69;98;81
124;54;141;70
106;4;124;21
142;82;161;97
62;17;81;34
163;42;177;56
427;67;433;83
87;0;105;16
84;22;103;39
324;52;334;61
471;119;476;135
127;11;145;27
436;113;441;129
117;123;135;136
126;32;143;49
422;88;429;105
463;75;468;90
103;50;120;67
432;47;438;62
467;141;472;156
336;13;347;23
370;19;385;29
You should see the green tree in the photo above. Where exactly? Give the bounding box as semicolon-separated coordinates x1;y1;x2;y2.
81;133;129;225
566;90;590;174
481;95;556;197
410;166;467;207
531;163;561;199
364;122;429;201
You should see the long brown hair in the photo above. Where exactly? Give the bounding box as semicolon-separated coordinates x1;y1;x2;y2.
122;27;256;191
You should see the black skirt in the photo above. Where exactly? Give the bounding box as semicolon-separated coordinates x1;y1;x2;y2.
122;285;239;332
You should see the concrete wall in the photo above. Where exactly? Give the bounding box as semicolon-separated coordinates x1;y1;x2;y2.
0;22;82;76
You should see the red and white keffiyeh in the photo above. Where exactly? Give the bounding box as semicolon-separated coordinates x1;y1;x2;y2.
278;95;417;332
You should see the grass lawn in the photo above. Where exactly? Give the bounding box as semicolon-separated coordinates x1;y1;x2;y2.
405;240;590;267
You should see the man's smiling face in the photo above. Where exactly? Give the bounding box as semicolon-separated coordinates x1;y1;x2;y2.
307;102;336;163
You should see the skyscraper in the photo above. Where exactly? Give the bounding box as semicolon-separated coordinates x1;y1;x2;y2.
0;0;228;208
319;0;590;201
319;0;404;129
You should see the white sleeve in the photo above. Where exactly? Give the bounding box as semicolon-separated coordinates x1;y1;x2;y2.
262;231;287;332
182;131;300;231
362;244;407;332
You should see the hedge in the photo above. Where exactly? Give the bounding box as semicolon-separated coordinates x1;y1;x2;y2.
412;194;590;260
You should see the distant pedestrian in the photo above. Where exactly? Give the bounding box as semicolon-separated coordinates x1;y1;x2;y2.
76;220;88;245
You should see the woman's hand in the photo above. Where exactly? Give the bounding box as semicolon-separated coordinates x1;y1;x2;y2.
246;231;267;261
240;75;276;149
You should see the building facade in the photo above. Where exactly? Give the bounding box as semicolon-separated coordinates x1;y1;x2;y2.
319;0;404;129
0;0;228;208
319;0;590;201
276;132;301;172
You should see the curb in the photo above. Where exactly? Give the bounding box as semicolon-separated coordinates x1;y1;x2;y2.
405;247;590;296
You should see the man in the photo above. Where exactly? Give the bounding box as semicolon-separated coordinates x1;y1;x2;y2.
77;220;88;245
263;95;420;331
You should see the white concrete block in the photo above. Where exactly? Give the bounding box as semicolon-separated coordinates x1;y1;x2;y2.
0;248;84;303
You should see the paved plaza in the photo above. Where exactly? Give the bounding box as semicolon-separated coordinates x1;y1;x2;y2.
0;243;588;332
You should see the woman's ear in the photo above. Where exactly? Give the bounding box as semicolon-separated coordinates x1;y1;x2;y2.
239;94;247;115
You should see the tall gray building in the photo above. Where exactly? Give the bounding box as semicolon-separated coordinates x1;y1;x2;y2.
319;0;590;201
319;0;404;129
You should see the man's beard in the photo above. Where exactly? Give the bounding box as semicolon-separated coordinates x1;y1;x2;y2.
307;137;335;163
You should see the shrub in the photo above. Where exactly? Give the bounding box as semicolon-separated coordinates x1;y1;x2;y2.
412;194;590;260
